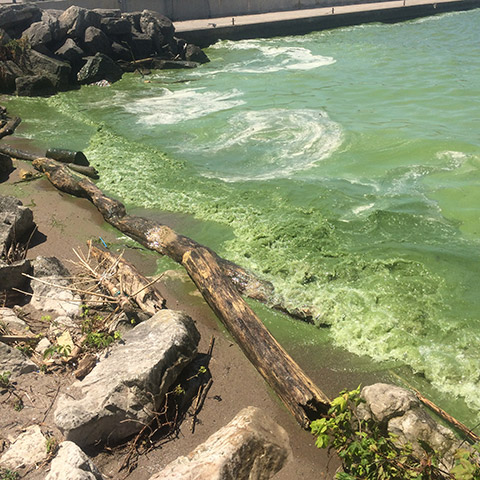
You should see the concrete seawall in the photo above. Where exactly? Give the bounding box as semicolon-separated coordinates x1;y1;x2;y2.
174;0;480;46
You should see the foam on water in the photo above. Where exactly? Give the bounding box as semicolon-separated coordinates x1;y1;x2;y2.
208;39;335;73
124;88;245;125
174;109;343;181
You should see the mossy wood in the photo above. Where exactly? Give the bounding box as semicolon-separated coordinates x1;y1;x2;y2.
32;156;331;427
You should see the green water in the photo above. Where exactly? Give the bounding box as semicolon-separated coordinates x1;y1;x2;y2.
7;10;480;426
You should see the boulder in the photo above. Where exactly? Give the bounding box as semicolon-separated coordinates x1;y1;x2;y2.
0;341;36;377
0;27;11;45
30;256;82;319
0;4;42;38
100;17;131;36
0;259;31;290
0;425;48;470
0;60;24;94
45;441;104;480
129;31;154;59
122;12;141;32
139;10;174;54
55;38;85;71
150;406;291;480
77;52;123;84
22;21;52;50
185;44;210;64
83;26;111;56
25;50;71;90
54;310;200;447
0;308;28;332
110;41;131;62
58;6;101;41
0;195;35;256
0;152;13;177
358;383;464;471
15;74;57;97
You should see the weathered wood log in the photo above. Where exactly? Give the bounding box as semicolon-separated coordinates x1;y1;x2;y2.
46;148;90;166
0;144;38;161
88;242;166;316
32;156;330;427
0;117;21;139
66;163;99;179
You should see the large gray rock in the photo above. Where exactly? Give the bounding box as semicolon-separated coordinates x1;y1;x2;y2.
358;383;463;471
15;74;56;97
58;6;101;40
150;406;291;480
83;26;111;56
100;16;131;36
0;307;27;332
25;50;71;91
30;256;82;319
0;259;31;290
0;341;36;377
0;425;48;470
55;38;85;71
0;4;42;38
0;60;23;93
139;10;174;54
45;441;104;480
54;310;200;447
0;152;13;177
0;195;35;257
77;52;123;84
22;21;52;50
129;31;154;59
185;44;210;64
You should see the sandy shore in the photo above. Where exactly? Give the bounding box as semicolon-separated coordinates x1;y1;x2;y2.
2;135;388;479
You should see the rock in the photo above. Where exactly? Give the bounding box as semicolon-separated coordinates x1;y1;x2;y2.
55;38;85;71
185;44;210;64
122;12;141;32
35;337;52;355
0;425;48;470
54;310;200;447
0;60;24;93
357;383;420;426
15;74;57;97
358;383;463;471
0;341;36;377
129;30;154;59
0;307;27;332
110;42;131;62
0;195;35;257
58;6;101;41
30;256;82;319
0;259;31;290
0;4;42;38
46;441;104;480
77;53;123;84
139;10;174;54
83;26;111;56
389;408;459;469
150;406;291;480
0;27;11;45
151;59;198;70
94;8;121;18
0;152;13;177
100;17;131;36
25;50;71;91
22;21;52;50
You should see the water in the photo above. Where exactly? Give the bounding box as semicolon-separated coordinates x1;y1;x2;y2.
7;9;480;427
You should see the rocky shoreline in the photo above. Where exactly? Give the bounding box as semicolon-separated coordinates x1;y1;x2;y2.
0;4;209;96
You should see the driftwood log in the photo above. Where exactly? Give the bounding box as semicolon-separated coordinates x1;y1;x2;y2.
32;156;330;427
88;242;166;316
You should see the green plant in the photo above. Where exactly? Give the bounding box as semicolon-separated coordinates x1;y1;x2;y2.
13;398;23;412
83;331;120;349
43;343;72;360
310;386;478;480
45;436;58;455
15;344;33;356
0;371;11;389
0;468;20;480
41;314;52;322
